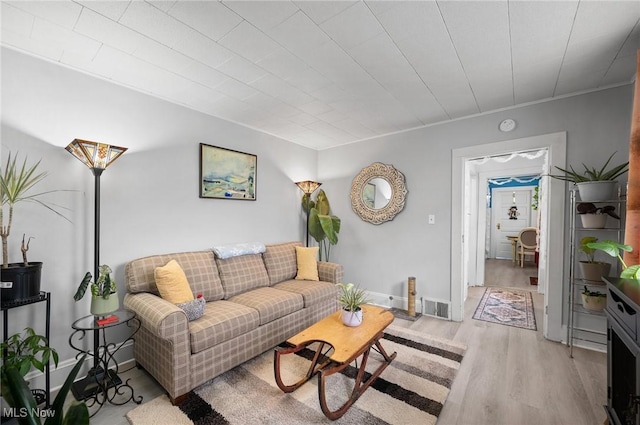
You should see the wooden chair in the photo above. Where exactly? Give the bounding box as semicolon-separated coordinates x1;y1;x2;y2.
517;227;538;268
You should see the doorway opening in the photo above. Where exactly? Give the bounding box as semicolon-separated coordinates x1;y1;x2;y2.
451;132;567;341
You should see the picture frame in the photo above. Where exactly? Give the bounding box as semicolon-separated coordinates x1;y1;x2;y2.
199;143;257;200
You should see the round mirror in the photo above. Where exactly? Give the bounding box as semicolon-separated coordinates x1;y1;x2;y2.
350;162;408;224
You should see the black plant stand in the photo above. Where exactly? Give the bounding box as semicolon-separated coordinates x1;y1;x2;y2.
1;292;51;408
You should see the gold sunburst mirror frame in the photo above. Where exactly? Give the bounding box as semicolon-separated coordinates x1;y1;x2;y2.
350;162;408;225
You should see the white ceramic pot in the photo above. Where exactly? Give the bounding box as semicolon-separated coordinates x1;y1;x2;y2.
341;308;363;327
576;181;617;202
580;214;607;229
581;293;606;312
90;293;119;316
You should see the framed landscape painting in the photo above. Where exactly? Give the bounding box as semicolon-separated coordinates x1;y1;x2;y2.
200;143;257;200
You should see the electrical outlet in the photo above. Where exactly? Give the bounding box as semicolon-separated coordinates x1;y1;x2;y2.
428;215;435;224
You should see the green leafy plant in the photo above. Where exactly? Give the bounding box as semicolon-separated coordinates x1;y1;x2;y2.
0;153;70;268
550;152;628;183
579;236;599;263
585;240;640;280
303;189;341;261
582;286;606;297
1;354;89;425
337;283;369;312
0;327;59;377
73;264;117;300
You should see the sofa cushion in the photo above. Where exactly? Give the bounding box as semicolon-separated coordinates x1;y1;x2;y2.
228;287;304;325
216;254;270;298
126;251;224;302
295;246;319;281
188;300;260;354
273;280;338;308
154;260;194;304
263;241;302;285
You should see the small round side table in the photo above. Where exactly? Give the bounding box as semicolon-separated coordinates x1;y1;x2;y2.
69;309;142;416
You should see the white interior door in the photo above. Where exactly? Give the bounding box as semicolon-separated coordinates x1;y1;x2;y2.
490;187;534;259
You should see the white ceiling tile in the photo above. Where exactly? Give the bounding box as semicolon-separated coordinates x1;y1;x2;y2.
215;78;260;101
285;67;332;93
331;118;376;139
617;20;640;58
216;55;268;84
1;3;34;37
320;2;383;50
219;21;281;63
166;0;242;41
180;61;229;89
288;111;318;126
570;1;640;44
74;7;146;55
223;1;299;31
118;1;193;49
250;73;313;106
256;48;308;80
32;17;101;58
243;92;283;110
601;53;638;85
294;1;356;25
267;11;331;54
7;0;81;29
173;31;233;68
1;29;64;62
76;1;130;21
133;38;194;74
298;100;332;116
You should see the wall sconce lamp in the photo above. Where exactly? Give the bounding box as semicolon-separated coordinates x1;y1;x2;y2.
295;180;322;247
65;139;127;400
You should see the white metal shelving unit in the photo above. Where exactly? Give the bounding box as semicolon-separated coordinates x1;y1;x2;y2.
567;189;625;357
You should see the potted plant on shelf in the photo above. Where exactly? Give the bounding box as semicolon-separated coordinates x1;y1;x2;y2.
550;152;628;201
303;189;341;261
578;236;611;283
337;283;369;327
586;240;640;280
581;286;607;312
0;327;58;406
0;153;70;302
73;264;119;315
576;202;620;229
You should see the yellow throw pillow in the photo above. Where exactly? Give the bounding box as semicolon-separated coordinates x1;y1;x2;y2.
154;260;194;304
295;246;319;281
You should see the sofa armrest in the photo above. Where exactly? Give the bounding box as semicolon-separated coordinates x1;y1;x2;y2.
318;261;343;284
123;292;188;340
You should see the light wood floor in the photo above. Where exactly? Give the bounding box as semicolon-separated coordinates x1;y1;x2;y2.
72;259;607;425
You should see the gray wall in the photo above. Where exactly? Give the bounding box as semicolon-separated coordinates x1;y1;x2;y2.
319;84;633;304
1;48;318;388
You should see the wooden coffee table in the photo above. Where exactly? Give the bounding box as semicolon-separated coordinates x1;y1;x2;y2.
274;304;396;420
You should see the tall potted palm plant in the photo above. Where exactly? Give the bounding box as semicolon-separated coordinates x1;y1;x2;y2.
0;153;69;302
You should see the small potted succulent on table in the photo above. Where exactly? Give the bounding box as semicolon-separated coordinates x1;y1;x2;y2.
337;283;369;327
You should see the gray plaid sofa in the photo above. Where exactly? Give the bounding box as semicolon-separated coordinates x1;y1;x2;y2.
123;241;343;403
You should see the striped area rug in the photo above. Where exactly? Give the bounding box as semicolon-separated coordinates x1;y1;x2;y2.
126;324;466;425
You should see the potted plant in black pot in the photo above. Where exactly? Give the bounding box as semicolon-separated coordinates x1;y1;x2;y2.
578;236;611;283
0;153;69;303
550;152;628;201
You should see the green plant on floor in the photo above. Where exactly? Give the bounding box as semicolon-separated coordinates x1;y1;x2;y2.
1;354;90;425
0;327;58;378
302;189;341;261
585;240;640;280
